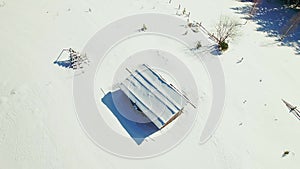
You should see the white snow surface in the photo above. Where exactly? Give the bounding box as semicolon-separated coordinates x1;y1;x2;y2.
0;0;300;169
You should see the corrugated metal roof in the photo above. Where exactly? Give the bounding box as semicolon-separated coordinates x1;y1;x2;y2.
119;64;187;129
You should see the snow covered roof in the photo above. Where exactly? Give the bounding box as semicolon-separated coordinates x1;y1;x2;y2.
119;64;188;129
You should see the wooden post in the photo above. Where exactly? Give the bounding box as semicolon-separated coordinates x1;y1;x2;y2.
282;99;300;120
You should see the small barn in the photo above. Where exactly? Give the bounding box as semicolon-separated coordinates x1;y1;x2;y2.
118;64;189;129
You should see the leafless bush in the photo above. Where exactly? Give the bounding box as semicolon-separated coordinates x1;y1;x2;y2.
216;16;240;43
215;16;240;50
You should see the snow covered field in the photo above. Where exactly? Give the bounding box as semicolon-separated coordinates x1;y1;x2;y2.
0;0;300;168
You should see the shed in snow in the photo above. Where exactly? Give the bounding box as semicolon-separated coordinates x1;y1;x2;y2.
118;64;191;129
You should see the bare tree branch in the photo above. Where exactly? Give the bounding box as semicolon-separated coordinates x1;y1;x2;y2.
215;16;240;43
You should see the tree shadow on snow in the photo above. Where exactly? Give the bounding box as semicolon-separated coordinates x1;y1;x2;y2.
101;90;159;145
231;0;300;54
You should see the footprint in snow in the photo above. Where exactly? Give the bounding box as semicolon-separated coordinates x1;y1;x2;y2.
0;1;5;7
10;89;16;95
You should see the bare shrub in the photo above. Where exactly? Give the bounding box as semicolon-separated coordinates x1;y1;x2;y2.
215;16;240;51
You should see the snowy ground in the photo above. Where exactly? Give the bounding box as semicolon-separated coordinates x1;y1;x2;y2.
0;0;300;169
